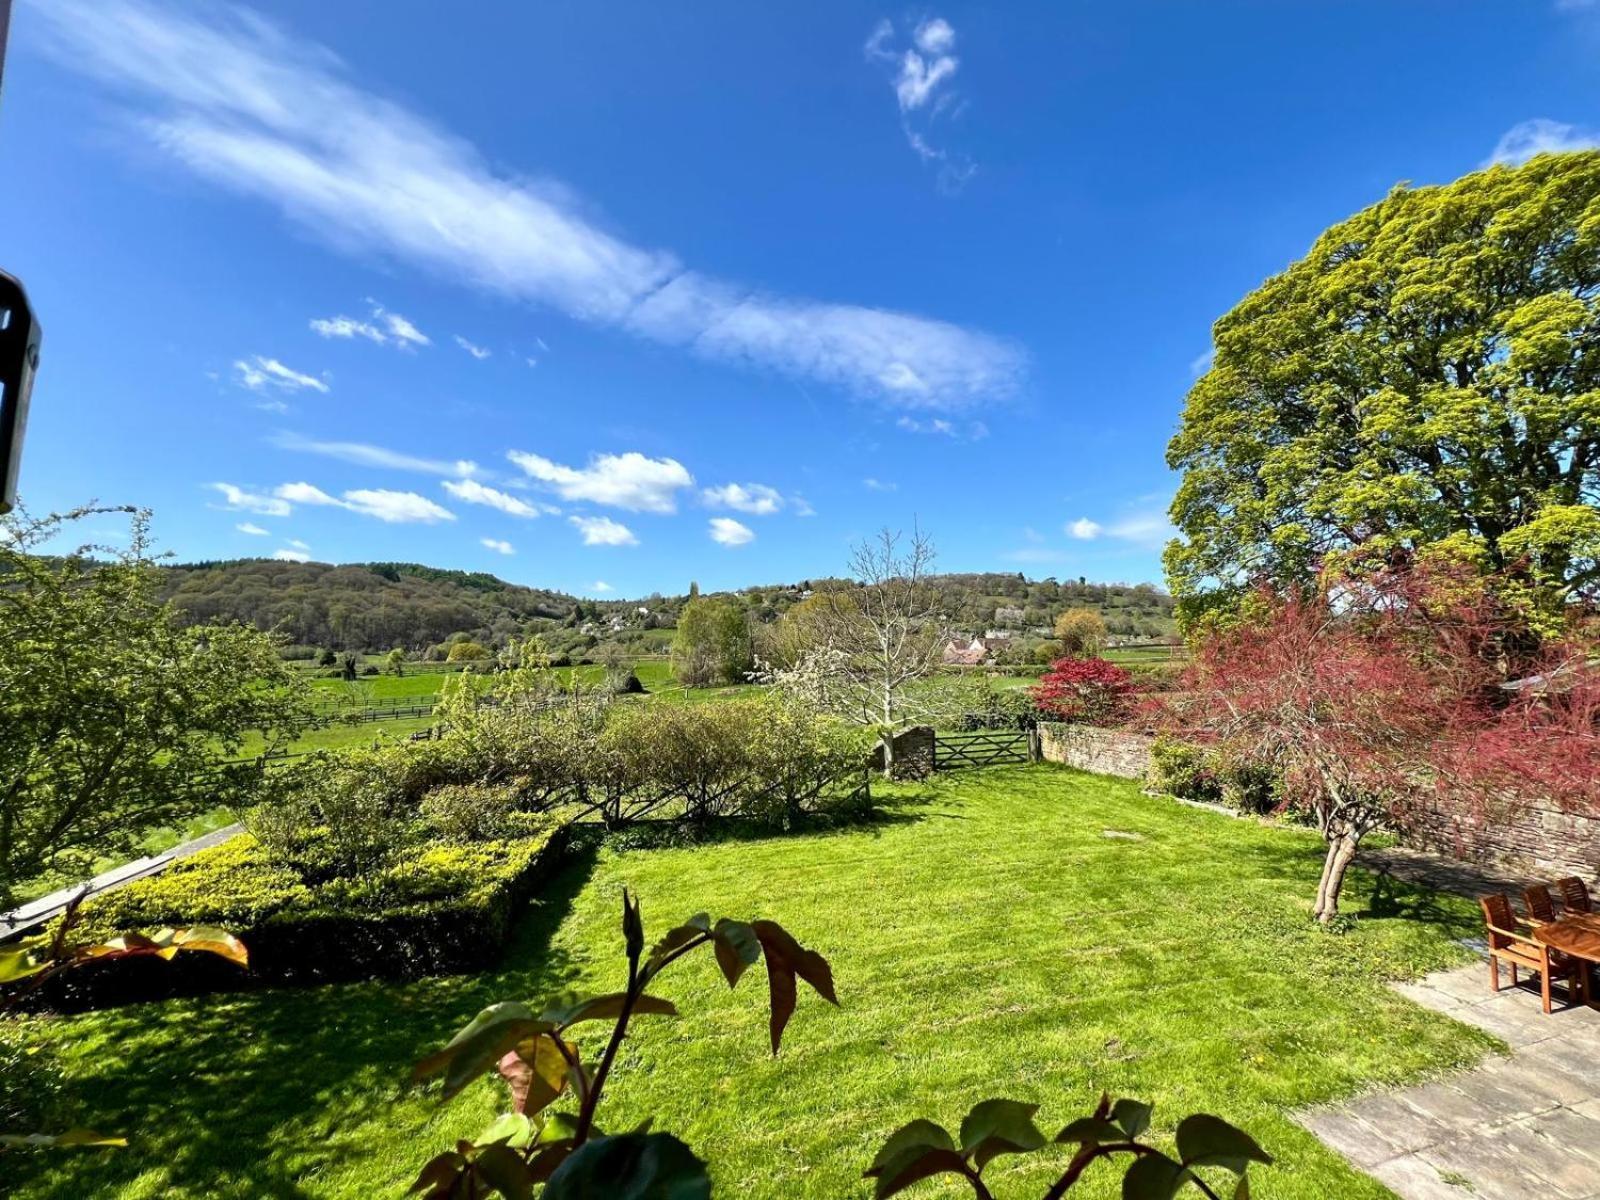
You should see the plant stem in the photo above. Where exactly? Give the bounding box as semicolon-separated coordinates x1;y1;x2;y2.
572;937;642;1145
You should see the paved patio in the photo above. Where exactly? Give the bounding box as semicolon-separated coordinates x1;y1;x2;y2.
1298;961;1600;1198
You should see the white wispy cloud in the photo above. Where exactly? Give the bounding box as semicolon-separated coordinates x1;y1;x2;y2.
864;15;974;189
569;515;638;546
702;482;783;515
509;450;692;513
863;477;898;492
287;537;310;550
792;495;817;517
709;517;755;547
212;482;290;516
480;537;514;555
273;480;456;523
272;547;311;562
232;356;328;394
271;432;476;477
309;301;430;348
235;521;269;535
443;477;545;517
1067;504;1173;549
1485;118;1600;166
592;580;613;592
1189;348;1215;378
454;334;492;360
30;0;1020;409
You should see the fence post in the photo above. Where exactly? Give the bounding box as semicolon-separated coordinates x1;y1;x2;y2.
1027;727;1042;763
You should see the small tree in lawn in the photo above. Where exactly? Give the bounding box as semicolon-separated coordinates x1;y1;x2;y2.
384;648;406;677
1030;657;1134;727
1160;567;1599;924
761;527;949;774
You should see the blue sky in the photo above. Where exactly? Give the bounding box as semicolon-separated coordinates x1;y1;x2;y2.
3;1;1597;599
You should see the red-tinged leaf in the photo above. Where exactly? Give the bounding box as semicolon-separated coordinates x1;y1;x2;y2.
498;1034;571;1116
171;926;250;969
710;919;760;989
408;1150;468;1197
752;920;837;1004
867;1147;971;1200
413;1002;553;1101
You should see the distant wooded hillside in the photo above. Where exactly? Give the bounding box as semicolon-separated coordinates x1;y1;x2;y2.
157;560;1175;653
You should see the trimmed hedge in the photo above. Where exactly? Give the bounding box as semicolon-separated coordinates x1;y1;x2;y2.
41;820;567;1011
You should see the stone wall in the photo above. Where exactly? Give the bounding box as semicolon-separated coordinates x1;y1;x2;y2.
1038;723;1154;779
868;725;936;777
1405;798;1600;883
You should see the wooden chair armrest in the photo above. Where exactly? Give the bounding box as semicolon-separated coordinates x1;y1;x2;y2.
1486;923;1548;952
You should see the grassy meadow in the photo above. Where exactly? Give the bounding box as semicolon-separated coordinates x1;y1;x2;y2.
10;765;1492;1200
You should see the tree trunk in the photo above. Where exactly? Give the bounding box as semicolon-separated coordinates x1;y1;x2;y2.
1312;829;1362;924
879;730;896;778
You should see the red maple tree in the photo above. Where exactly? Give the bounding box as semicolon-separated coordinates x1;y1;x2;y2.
1030;657;1135;727
1159;567;1599;923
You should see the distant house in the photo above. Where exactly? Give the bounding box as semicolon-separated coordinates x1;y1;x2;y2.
995;606;1025;625
983;629;1014;641
942;637;988;666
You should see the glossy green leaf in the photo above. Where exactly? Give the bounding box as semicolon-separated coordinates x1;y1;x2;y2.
475;1113;536;1150
1055;1116;1123;1146
542;1131;711;1200
1111;1099;1153;1140
710;919;761;989
1175;1114;1272;1173
538;1112;582;1146
958;1098;1046;1171
1122;1153;1188;1200
867;1119;955;1173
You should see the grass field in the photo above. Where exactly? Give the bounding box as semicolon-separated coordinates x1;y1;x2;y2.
9;765;1492;1199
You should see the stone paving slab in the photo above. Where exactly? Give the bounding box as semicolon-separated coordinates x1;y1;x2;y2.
1297;961;1600;1199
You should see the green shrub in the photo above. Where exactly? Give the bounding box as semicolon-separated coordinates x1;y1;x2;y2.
0;1016;64;1130
1148;738;1280;815
52;823;565;1008
420;780;522;841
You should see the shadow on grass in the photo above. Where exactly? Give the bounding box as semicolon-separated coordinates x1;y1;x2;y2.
6;841;601;1200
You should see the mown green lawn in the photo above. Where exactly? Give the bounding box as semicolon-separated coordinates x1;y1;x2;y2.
7;766;1493;1199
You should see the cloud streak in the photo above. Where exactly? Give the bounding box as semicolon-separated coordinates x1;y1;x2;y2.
32;0;1021;409
270;432;476;477
1485;118;1600;166
509;450;693;513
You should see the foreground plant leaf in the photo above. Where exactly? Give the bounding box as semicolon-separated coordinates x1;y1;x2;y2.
958;1098;1046;1171
750;919;838;1052
1175;1114;1272;1173
864;1120;967;1200
542;1131;710;1200
539;992;678;1029
1122;1152;1188;1200
413;1002;553;1100
498;1033;573;1116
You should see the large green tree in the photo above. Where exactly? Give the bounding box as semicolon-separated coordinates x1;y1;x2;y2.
1167;151;1600;625
671;597;753;687
0;507;316;904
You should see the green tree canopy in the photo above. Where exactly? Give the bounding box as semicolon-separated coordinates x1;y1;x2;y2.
671;598;752;688
0;507;317;903
1167;151;1600;626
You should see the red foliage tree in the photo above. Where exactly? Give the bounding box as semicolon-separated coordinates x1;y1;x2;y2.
1159;569;1599;923
1030;657;1135;727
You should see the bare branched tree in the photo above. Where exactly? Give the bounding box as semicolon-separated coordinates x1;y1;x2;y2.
761;526;949;773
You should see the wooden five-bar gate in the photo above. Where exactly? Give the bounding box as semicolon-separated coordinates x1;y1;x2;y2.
932;727;1035;771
